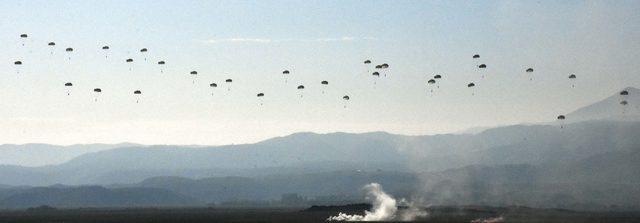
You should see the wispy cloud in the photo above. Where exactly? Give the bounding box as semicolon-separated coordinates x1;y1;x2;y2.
201;36;376;45
204;38;273;44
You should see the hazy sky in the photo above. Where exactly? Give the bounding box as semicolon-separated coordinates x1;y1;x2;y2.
0;0;638;145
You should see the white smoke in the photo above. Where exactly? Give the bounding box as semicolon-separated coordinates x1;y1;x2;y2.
327;183;399;221
398;199;428;221
470;216;505;223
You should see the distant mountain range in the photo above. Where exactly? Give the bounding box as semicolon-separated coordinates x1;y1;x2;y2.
0;87;638;210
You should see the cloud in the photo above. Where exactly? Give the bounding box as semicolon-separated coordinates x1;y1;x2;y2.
202;36;376;45
204;38;272;44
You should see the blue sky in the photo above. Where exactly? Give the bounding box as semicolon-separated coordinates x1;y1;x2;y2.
0;0;638;145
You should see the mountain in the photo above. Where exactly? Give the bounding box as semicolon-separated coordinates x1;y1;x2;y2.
0;186;199;209
133;170;419;204
567;87;640;122
0;143;140;167
0;120;637;186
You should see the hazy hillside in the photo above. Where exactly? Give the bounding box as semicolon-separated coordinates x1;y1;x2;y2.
0;120;637;186
0;186;199;209
567;87;640;122
0;143;140;167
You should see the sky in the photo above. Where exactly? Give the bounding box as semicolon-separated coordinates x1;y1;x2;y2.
0;0;638;145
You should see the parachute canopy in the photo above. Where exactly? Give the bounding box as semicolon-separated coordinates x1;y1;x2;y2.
48;42;56;46
526;68;534;73
93;88;102;93
282;70;290;74
190;71;197;75
428;79;436;84
343;95;350;100
257;93;264;97
364;60;371;64
209;83;217;87
14;61;22;65
140;48;148;52
434;74;442;79
158;61;165;65
20;34;28;38
375;65;383;69
473;54;480;59
569;74;576;79
134;90;142;95
64;82;73;87
126;58;133;62
620;90;629;96
372;72;380;76
321;81;328;85
620;100;628;105
297;85;304;89
557;115;566;120
65;48;73;52
102;46;109;50
381;63;389;69
478;64;487;68
225;79;233;83
468;82;475;87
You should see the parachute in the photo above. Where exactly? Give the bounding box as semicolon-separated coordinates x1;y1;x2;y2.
64;82;73;96
65;48;74;61
526;68;534;80
568;74;577;88
297;85;305;98
620;100;628;105
342;95;350;108
427;79;436;93
620;90;629;96
473;54;480;59
372;71;380;85
93;88;102;102
190;71;198;84
133;90;142;103
48;42;56;54
225;79;233;91
375;65;383;69
468;82;476;95
14;61;22;74
557;115;566;128
321;81;328;94
102;46;110;58
158;61;166;73
126;58;134;71
257;93;265;105
20;34;28;46
478;64;487;68
363;60;372;74
140;48;148;61
434;75;442;79
282;70;290;83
